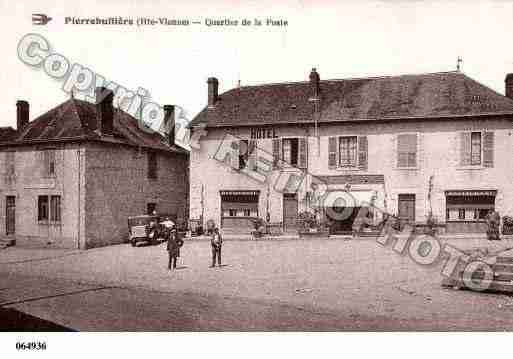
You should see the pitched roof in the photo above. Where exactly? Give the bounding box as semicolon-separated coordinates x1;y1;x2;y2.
1;98;187;154
0;127;16;142
191;71;513;128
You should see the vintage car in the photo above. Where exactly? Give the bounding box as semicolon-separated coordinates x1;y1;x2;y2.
128;215;173;247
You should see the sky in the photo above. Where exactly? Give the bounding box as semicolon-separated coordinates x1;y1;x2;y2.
1;0;513;129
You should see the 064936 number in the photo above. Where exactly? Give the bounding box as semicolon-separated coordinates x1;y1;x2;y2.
16;342;47;351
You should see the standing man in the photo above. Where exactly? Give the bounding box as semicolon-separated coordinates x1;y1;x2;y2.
167;225;184;270
210;227;223;267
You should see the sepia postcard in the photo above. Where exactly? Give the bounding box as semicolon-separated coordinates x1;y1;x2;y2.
1;0;513;357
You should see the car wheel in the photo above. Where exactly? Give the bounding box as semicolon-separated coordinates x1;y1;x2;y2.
131;240;137;247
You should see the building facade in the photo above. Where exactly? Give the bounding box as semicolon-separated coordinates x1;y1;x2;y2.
0;88;189;249
189;69;513;235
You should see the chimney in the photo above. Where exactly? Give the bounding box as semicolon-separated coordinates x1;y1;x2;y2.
95;87;114;135
163;105;175;146
16;100;29;131
506;73;513;100
309;68;320;100
207;77;219;108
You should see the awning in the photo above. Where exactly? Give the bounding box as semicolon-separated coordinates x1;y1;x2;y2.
315;190;376;208
445;190;497;197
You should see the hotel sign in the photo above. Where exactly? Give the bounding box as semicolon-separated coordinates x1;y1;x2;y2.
250;127;278;139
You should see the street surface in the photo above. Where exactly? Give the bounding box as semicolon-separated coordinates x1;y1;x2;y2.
1;238;513;330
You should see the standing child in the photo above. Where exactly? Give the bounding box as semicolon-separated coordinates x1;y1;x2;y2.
210;227;223;267
167;225;184;270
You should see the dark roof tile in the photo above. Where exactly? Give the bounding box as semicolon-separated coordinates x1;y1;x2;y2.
191;72;513;127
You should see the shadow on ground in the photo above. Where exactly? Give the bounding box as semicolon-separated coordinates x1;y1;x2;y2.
0;307;73;331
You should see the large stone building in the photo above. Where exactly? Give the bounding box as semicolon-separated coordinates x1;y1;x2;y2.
0;88;189;249
189;69;513;235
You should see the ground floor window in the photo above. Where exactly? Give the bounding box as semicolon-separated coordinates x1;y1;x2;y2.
445;190;496;233
38;195;61;222
220;190;259;228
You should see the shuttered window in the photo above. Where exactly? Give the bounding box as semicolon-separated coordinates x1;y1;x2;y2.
328;136;368;169
460;131;494;167
277;137;307;169
238;139;249;169
397;134;417;168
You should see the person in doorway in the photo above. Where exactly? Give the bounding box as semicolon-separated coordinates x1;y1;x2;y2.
486;210;501;241
210;227;223;267
167;225;184;270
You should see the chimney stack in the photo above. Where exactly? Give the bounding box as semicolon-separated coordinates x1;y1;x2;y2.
207;77;219;108
163;105;175;146
506;73;513;100
309;68;320;100
16;100;29;131
95;87;114;135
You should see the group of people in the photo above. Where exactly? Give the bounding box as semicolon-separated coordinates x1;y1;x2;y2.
164;224;223;270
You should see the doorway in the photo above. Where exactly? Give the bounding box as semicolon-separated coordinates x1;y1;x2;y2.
6;196;15;235
398;194;416;223
283;193;298;232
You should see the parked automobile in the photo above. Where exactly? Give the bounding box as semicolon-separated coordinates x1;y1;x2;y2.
128;215;171;247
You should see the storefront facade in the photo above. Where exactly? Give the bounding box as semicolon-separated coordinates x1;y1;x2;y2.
189;69;513;235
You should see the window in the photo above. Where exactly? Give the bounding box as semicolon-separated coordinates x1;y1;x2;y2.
38;196;49;221
229;209;237;217
148;152;157;179
282;138;299;166
471;131;481;165
273;138;307;169
339;136;357;167
461;131;494;167
5;151;15;176
38;195;62;222
147;203;157;215
397;134;417;168
328;136;368;170
41;150;56;177
243;209;251;217
458;208;465;220
50;196;61;222
239;139;249;169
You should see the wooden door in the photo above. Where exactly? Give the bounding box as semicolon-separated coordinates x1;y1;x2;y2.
6;196;15;235
398;194;415;223
283;193;298;232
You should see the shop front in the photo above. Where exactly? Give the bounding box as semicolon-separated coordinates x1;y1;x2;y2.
319;189;378;235
445;190;496;233
220;190;259;232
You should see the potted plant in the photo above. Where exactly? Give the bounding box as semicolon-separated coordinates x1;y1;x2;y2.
297;211;329;239
502;216;513;235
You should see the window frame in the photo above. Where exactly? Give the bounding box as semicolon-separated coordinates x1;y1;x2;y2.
38;195;62;223
470;131;482;166
338;136;358;168
396;133;418;169
281;137;300;167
